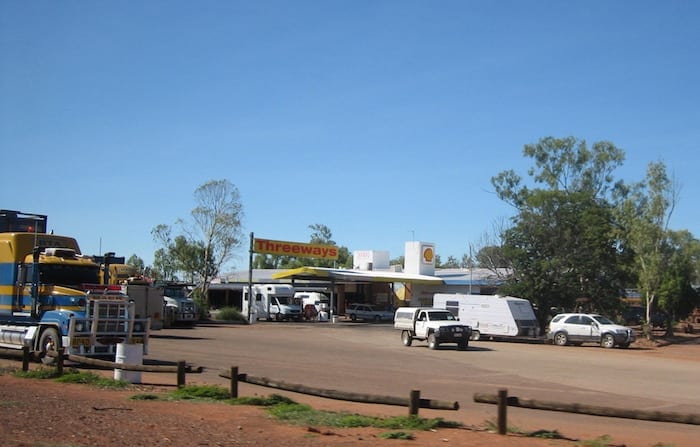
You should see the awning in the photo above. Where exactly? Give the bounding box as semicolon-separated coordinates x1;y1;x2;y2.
271;266;444;285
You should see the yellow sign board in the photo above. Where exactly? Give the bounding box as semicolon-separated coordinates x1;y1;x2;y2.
253;238;339;260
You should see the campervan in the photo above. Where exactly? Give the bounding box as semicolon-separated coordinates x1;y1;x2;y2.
294;291;330;321
433;293;539;340
243;284;302;321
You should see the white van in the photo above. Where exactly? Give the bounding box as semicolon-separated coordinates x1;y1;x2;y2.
294;291;329;312
243;284;302;321
294;291;330;321
433;293;539;340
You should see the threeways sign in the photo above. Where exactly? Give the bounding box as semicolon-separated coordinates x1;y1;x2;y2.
253;237;339;260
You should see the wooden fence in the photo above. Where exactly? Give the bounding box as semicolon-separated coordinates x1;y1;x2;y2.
15;346;200;387
475;389;700;435
219;366;459;416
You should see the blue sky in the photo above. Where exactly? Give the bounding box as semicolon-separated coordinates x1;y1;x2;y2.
2;1;699;271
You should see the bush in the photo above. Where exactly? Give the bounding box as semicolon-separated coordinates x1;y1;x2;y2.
215;306;247;322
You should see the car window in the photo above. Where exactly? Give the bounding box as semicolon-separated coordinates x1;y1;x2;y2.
551;315;566;323
564;315;581;325
592;315;614;325
580;316;594;325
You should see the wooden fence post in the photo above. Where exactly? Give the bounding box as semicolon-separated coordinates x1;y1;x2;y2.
497;388;508;435
409;390;420;416
56;348;64;376
177;360;186;388
22;347;30;372
230;366;239;398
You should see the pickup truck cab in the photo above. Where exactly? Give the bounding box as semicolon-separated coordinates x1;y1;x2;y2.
394;307;472;350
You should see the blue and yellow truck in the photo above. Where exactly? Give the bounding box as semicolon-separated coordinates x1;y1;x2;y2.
0;210;149;364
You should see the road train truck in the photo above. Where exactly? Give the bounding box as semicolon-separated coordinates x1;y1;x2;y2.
0;210;150;364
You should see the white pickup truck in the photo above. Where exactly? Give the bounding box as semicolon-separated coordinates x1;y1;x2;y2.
394;307;472;350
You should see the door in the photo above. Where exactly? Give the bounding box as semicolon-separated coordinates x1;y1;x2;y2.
415;311;429;337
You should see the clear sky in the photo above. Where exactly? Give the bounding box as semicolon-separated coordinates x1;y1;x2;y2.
2;1;699;271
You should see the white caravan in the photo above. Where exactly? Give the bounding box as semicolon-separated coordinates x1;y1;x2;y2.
243;284;302;321
433;293;539;340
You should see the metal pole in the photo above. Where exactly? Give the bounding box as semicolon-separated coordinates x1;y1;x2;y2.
248;232;254;323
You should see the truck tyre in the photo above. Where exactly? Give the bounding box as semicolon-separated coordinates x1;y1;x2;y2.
401;331;413;346
470;330;481;341
600;333;615;349
275;313;283;322
458;340;469;351
38;327;60;365
427;333;439;350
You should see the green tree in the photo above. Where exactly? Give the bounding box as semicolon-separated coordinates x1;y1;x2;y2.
492;137;628;328
126;254;145;273
658;230;700;333
439;255;460;269
152;179;244;308
617;162;685;336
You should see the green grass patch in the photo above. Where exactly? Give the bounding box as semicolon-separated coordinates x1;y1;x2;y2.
13;367;129;389
55;370;130;389
229;394;296;406
130;393;161;401
13;367;62;380
169;384;232;400
577;435;613;447
378;431;415;440
267;401;461;430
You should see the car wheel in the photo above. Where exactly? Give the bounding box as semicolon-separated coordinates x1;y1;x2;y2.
374;315;381;322
470;330;481;341
457;340;469;351
401;331;413;346
275;313;283;322
350;314;357;322
427;333;439;350
553;331;568;346
601;333;615;348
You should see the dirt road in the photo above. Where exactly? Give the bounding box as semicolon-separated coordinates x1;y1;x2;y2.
141;321;700;447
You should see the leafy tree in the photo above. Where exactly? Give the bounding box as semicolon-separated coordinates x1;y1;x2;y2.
438;255;461;269
492;137;628;328
658;230;700;333
152;179;244;308
126;254;145;273
616;162;686;336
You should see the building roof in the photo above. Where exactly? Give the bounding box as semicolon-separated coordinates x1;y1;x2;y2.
271;266;444;285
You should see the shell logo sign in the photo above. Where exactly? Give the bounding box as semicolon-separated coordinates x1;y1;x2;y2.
422;245;435;265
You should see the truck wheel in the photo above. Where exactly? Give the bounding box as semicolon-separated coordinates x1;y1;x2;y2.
275;313;283;322
458;340;469;351
38;327;60;365
470;330;481;341
427;333;439;350
600;333;615;349
401;331;413;346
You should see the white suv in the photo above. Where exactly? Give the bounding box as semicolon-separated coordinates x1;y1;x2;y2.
547;313;635;348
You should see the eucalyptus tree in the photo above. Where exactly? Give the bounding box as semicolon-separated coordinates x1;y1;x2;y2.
615;162;695;335
152;179;244;308
492;137;629;327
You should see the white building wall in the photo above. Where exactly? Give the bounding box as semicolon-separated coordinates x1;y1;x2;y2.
404;241;435;276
